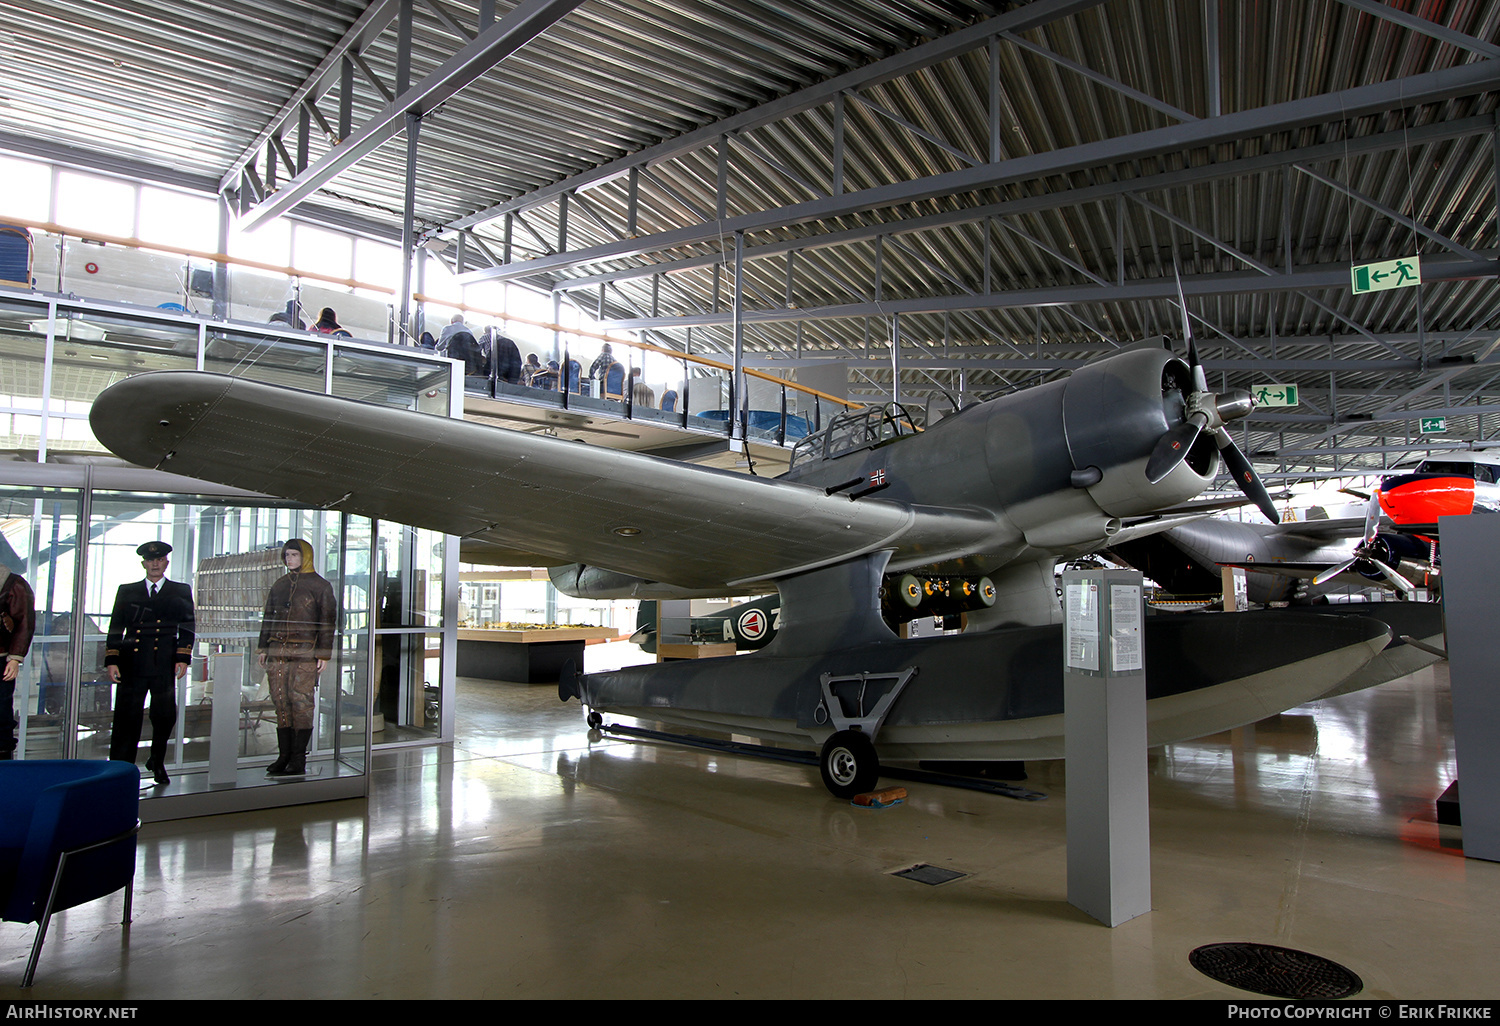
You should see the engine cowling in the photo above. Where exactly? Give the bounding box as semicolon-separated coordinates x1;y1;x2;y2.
1060;347;1220;517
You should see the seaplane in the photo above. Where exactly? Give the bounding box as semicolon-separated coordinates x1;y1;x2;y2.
89;335;1399;797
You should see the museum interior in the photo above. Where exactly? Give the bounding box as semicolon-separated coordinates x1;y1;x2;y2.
1;0;1499;1001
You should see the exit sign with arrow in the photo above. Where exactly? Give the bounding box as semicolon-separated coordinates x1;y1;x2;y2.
1351;255;1422;295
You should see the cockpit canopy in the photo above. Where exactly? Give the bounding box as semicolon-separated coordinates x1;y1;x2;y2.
789;403;921;469
1410;456;1499;484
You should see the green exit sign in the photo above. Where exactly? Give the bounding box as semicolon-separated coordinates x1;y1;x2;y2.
1253;384;1298;407
1420;417;1447;434
1352;255;1422;295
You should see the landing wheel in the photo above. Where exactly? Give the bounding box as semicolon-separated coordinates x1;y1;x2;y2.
586;709;603;729
819;730;879;798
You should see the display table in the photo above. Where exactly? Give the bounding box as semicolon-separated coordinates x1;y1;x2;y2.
657;642;738;662
457;626;618;683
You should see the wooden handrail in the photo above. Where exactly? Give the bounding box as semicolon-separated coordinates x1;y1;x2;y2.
1;216;391;294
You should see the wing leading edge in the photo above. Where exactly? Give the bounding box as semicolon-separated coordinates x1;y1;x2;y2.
91;372;1002;591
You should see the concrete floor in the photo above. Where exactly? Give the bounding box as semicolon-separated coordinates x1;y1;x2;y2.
1;657;1494;1000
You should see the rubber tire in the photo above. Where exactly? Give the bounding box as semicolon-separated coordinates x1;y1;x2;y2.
586;709;603;729
820;730;879;798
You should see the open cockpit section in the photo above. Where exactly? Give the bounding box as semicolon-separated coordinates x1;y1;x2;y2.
788;403;922;470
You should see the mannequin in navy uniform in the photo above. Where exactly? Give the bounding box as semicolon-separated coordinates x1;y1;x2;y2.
105;540;195;785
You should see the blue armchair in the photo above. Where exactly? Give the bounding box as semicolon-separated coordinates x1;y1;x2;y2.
1;761;140;987
603;361;626;400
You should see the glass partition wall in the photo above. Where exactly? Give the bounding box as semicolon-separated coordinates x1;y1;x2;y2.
0;290;460;818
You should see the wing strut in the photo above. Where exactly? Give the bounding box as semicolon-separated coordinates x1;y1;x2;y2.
764;550;899;658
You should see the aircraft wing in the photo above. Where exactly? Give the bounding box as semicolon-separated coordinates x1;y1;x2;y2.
1388;522;1441;536
1107;512;1215;547
1215;560;1344;580
1266;516;1370;539
91;372;1002;592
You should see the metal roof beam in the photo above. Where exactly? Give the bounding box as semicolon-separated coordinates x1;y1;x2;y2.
996;28;1196;122
446;0;1109;232
460;58;1500;284
597;255;1495;330
548;114;1495;292
843;90;983;167
220;0;403;192
1272;441;1500;459
1283;364;1485;448
235;0;584;231
1254;404;1500;425
1292;163;1486;263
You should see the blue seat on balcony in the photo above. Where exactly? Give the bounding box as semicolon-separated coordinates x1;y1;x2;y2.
0;223;35;288
660;389;678;412
603;361;626;400
1;760;140;987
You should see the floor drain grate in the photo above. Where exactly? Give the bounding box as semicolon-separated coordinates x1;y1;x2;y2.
1189;943;1363;1000
892;864;966;885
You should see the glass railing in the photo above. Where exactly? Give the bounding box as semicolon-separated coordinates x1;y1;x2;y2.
6;220;398;345
1;217;856;447
0;292;455;464
462;323;854;445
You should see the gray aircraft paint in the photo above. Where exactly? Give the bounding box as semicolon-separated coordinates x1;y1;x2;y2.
565;609;1390;762
86;346;1391;787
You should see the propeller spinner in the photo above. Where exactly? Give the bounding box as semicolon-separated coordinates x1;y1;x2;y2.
1146;267;1281;524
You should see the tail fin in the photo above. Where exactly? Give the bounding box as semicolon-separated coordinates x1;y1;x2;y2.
629;600;658;654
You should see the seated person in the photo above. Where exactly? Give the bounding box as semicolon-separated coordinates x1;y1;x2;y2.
490;331;522;384
312;307;352;338
629;368;656;408
446;330;487;377
531;360;560;390
269;301;305;330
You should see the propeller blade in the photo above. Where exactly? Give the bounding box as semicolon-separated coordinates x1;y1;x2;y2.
1145;418;1204;484
1313;557;1358;587
1361;490;1380;545
1368;558;1416;600
1215;430;1281;524
1172;261;1208;392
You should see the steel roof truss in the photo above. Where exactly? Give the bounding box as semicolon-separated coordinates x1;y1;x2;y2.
1293;162;1486;263
235;0;586;231
448;0;1109;232
548;113;1496;295
458;58;1500;284
996;28;1197;123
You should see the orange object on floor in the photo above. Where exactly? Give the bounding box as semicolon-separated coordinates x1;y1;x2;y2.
852;786;907;806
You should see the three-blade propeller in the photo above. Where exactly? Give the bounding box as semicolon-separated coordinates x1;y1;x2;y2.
1310;491;1415;599
1145;266;1281;524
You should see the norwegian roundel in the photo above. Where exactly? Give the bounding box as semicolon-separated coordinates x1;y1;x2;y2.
737;608;768;641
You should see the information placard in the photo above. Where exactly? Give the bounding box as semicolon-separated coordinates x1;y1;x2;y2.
1109;584;1143;672
1065;582;1099;671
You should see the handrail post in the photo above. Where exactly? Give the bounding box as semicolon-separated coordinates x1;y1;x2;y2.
624;350;634;418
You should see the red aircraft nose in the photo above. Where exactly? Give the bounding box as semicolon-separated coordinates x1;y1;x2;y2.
1379;476;1475;525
